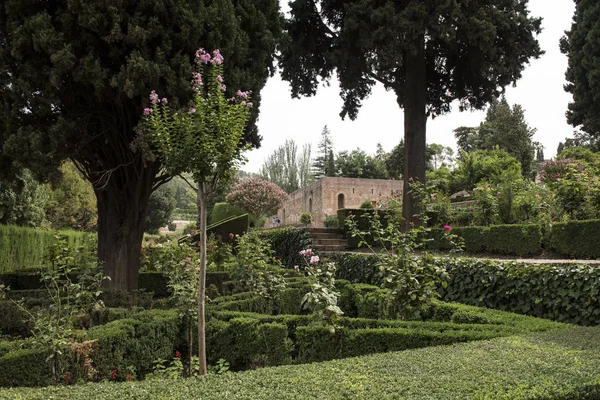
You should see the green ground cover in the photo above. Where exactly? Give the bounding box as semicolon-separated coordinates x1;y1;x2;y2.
1;326;599;400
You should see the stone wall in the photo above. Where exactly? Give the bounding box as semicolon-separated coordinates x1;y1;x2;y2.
275;177;403;227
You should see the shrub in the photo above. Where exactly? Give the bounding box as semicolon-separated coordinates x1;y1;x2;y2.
326;253;380;286
0;347;52;387
210;202;245;224
323;215;339;228
299;212;312;226
207;214;249;239
549;219;600;259
359;200;374;209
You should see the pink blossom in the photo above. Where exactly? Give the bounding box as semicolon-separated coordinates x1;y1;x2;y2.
188;108;196;114
161;98;168;104
443;225;452;231
216;75;223;83
192;72;203;87
211;49;224;65
186;257;191;262
149;90;159;104
236;90;248;99
299;249;314;258
496;192;501;198
294;265;300;272
487;183;491;189
241;101;246;106
309;255;320;265
196;48;211;64
246;102;253;108
220;84;226;92
143;108;152;115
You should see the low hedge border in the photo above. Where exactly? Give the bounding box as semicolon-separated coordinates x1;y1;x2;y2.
549;219;600;259
2;326;599;399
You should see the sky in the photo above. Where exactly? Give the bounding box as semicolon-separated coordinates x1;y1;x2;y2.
244;0;576;173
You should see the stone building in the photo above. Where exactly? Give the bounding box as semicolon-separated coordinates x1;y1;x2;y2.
274;177;403;227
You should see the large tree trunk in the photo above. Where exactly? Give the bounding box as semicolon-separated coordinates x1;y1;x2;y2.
402;34;427;231
95;160;158;291
197;183;208;376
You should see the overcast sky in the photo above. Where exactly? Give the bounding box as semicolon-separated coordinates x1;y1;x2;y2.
244;0;576;173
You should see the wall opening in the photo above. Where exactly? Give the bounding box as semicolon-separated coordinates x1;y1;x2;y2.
338;193;345;209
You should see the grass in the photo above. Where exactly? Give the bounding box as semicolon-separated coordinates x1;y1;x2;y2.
2;326;599;399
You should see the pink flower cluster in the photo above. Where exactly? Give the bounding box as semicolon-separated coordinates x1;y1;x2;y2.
443;225;452;231
309;255;320;265
225;178;289;217
299;249;314;257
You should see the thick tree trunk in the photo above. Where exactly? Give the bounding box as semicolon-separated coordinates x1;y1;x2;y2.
95;161;158;291
402;34;427;231
197;183;208;376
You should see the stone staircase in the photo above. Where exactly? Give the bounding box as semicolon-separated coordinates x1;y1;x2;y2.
308;228;347;252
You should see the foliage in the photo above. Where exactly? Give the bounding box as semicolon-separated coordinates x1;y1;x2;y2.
2;319;594;397
454;97;536;177
323;215;339;229
472;183;501;226
344;187;454;319
210;203;246;225
145;183;177;234
561;0;600;137
264;227;313;269
451;148;522;193
0;225;96;273
230;233;286;300
544;163;600;220
299;212;313;227
441;258;600;325
359;201;374;209
280;0;542;228
0;0;282;291
43;161;97;232
0;168;49;228
296;250;343;327
549;219;600;259
312;125;336;179
335;149;387;179
1;235;107;382
226;178;289;218
259;139;313;193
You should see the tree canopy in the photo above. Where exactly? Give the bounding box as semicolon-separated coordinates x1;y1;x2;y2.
279;0;542;228
0;0;282;290
561;0;600;138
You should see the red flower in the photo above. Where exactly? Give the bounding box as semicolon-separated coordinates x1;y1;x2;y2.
175;350;181;359
274;256;281;260
111;369;118;380
63;373;71;384
229;233;234;239
443;225;452;231
126;374;133;382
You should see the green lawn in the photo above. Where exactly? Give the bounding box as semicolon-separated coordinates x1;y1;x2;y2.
2;326;600;400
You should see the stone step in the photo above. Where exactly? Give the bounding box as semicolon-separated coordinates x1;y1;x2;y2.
311;238;347;245
313;244;348;252
308;228;343;234
310;232;345;239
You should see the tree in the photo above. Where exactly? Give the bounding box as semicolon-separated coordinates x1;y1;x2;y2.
44;161;97;231
427;143;454;170
385;141;438;179
451;149;522;193
144;50;251;375
336;149;387;179
312;126;335;178
0;0;281;290
0;168;48;228
561;1;600;138
144;183;176;234
259;139;313;193
226;178;289;218
279;0;542;229
453;97;536;176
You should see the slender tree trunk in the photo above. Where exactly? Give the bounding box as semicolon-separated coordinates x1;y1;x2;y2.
402;34;427;231
95;162;157;291
197;183;208;376
187;320;193;376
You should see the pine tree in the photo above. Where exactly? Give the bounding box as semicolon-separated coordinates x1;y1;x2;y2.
313;126;335;179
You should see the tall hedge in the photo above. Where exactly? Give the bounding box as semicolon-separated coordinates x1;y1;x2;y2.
440;258;600;325
264;227;312;269
549;219;600;259
0;225;96;273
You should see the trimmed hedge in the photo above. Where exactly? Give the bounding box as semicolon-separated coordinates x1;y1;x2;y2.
549;219;600;259
2;327;600;399
0;224;96;273
440;258;600;325
485;224;542;255
264;227;312;269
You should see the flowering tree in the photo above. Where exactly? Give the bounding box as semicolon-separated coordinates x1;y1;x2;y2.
143;49;250;376
226;178;289;218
